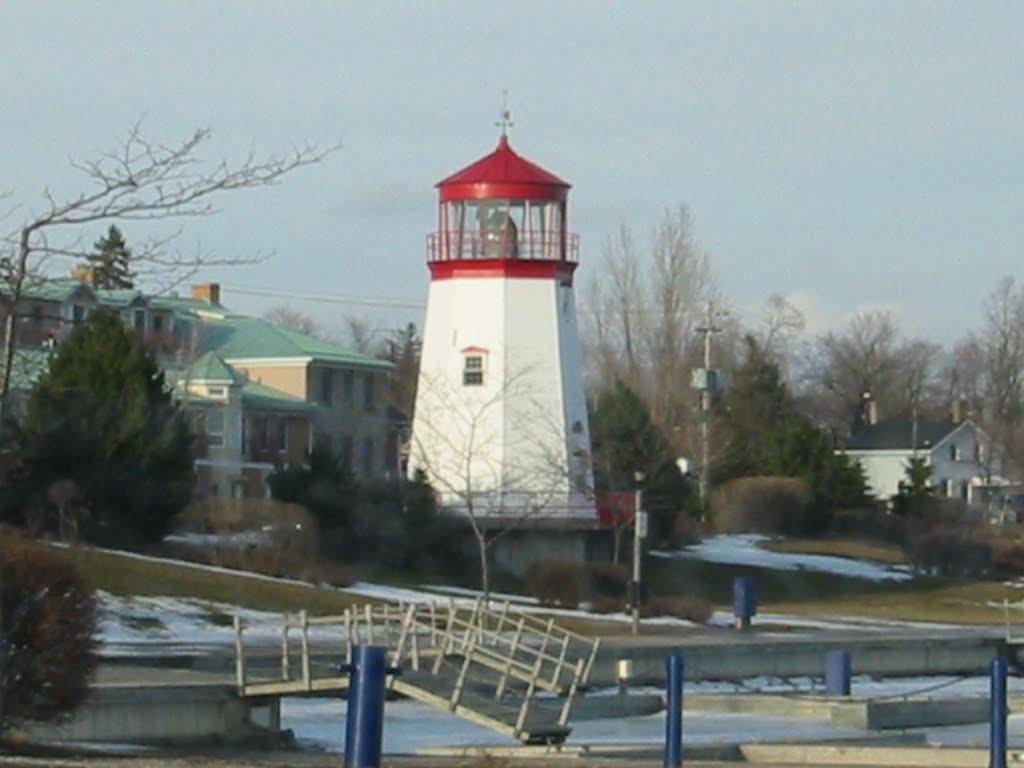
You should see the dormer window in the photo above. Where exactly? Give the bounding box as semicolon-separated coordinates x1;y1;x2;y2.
207;386;226;399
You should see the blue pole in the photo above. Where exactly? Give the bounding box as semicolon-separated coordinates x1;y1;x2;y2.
343;645;393;768
664;654;684;768
990;657;1008;768
824;650;851;696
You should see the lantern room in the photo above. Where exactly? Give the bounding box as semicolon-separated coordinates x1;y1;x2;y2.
427;135;579;269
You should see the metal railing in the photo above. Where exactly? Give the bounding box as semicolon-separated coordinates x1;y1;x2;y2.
427;230;579;263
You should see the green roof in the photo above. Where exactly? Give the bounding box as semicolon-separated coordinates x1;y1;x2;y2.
95;287;145;308
1;346;54;390
185;351;247;384
195;314;391;369
2;278;95;303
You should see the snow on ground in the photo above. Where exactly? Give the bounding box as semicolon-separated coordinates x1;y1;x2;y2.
97;532;970;654
656;533;913;581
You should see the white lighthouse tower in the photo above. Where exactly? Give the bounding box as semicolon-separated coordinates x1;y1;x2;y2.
409;130;595;531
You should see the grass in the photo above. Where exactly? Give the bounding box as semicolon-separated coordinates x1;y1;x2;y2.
760;537;908;565
61;544;368;616
56;535;1024;632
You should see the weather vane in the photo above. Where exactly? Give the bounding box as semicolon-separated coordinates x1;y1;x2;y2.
495;90;513;136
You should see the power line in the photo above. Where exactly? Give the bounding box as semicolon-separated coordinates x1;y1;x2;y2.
223;284;425;311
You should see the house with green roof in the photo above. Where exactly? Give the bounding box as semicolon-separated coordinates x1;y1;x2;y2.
173;284;396;492
3;275;396;500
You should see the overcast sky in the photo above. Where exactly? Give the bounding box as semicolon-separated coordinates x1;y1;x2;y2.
2;1;1021;344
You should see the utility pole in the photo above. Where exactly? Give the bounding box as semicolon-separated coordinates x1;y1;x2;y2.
694;304;723;517
631;471;646;636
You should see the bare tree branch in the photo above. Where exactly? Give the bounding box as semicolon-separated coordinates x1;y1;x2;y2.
0;122;339;421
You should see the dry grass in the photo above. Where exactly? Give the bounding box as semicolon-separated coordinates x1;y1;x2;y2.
761;537;908;565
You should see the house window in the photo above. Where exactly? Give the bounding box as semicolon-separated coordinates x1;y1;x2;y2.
949;443;960;461
133;309;145;330
942;478;953;497
252;416;269;450
363;373;375;409
463;355;484;386
276;418;288;453
207;386;226;398
320;369;333;405
362;437;375;474
71;304;87;325
342;370;354;403
206;410;225;447
152;314;164;333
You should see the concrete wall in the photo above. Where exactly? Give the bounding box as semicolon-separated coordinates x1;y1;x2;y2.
25;685;276;745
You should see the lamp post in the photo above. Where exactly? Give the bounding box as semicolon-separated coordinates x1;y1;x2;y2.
631;471;646;636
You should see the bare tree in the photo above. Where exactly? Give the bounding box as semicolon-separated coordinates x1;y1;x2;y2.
263;305;334;340
0;122;337;421
341;313;382;355
801;309;943;432
408;369;586;601
946;277;1024;476
581;205;719;457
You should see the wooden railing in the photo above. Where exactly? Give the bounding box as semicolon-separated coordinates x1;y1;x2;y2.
233;598;598;741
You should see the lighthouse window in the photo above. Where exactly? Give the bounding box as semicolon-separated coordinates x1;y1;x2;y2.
463;355;484;386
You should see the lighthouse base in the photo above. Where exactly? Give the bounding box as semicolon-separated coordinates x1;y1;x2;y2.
446;516;611;578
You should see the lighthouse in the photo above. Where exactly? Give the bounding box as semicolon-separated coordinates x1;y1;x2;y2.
409;130;595;535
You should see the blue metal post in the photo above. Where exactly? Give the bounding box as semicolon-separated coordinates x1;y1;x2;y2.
343;645;397;768
732;576;757;630
664;654;684;768
990;657;1008;768
824;649;851;696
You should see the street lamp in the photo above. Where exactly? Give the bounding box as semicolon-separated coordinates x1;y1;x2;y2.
631;471;647;636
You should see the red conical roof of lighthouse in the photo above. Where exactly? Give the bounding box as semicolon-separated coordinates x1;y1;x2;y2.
436;135;570;202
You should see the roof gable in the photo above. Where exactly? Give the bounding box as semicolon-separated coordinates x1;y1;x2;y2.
845;418;973;451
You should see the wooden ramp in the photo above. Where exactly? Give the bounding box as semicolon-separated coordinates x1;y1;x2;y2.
233;599;599;744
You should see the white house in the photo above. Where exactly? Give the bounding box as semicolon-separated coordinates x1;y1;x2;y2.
840;416;994;504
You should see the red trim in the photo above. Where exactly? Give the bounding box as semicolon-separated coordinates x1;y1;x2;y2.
439;182;568;202
436;136;570;198
460;345;488;354
428;259;577;285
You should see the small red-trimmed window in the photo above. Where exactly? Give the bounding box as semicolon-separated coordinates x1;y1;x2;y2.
463;355;484;386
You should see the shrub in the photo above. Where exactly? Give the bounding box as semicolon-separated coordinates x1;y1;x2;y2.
711;476;813;535
587;562;628;600
907;530;991;578
640;596;713;623
525;560;586;608
525;560;631;608
1;528;99;732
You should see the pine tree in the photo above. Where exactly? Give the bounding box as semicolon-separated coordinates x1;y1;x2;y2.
85;225;135;289
17;309;193;544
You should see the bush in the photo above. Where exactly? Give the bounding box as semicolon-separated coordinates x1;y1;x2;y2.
907;530;991;578
1;528;99;731
525;560;587;608
826;507;913;546
524;560;630;608
711;476;813;535
641;596;713;623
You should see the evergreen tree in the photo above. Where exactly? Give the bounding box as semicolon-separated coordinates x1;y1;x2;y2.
718;336;868;526
17;309;193;544
891;455;935;517
589;380;695;544
85;225;135;289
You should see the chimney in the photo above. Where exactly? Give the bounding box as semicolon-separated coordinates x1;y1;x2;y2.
951;398;966;424
191;283;220;305
861;391;878;426
71;266;95;285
